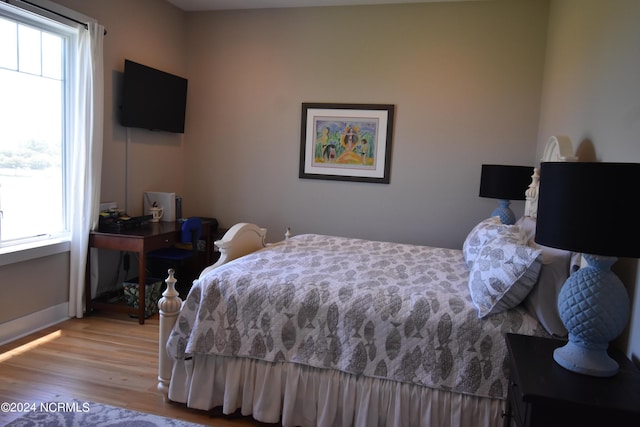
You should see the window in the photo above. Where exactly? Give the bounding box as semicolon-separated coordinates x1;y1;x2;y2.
0;5;79;247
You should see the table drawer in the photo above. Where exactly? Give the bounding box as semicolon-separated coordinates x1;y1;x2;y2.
145;232;177;251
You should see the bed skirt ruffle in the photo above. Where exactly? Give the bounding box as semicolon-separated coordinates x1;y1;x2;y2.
168;355;506;427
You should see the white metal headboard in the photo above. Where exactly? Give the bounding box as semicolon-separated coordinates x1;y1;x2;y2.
524;136;578;218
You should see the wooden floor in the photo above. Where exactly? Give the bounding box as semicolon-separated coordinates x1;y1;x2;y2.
0;312;276;426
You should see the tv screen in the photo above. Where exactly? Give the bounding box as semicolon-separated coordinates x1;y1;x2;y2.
121;59;188;133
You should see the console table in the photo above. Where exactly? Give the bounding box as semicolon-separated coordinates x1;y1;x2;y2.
85;219;218;324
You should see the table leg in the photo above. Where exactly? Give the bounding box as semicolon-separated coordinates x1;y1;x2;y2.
138;252;146;324
85;248;92;315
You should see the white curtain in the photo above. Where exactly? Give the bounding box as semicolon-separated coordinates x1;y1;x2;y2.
68;22;105;318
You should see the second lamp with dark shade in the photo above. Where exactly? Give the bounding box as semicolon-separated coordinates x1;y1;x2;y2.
479;164;534;225
535;161;640;376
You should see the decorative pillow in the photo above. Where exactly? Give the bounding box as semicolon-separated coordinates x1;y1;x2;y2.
463;216;521;269
516;216;575;337
468;234;542;318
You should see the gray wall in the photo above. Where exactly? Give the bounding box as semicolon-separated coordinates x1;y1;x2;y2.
182;0;548;248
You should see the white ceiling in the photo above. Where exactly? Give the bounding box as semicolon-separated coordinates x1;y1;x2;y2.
166;0;477;12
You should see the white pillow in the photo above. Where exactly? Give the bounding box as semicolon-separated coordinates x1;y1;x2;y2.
468;234;542;318
516;216;574;337
463;216;520;269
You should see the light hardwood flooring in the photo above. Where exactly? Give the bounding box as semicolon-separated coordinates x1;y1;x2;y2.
0;312;277;426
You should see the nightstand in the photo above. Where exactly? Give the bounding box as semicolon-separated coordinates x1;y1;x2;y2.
504;333;640;427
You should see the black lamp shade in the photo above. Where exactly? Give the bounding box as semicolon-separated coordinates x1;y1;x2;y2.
535;162;640;258
479;165;533;200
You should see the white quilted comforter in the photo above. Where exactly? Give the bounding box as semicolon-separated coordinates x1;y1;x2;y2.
167;234;547;400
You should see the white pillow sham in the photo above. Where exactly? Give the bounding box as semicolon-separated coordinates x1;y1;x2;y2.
516;216;576;337
463;216;516;269
464;217;543;318
468;234;542;318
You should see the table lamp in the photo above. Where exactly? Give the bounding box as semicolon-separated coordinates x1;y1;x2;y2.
535;161;640;377
479;164;534;225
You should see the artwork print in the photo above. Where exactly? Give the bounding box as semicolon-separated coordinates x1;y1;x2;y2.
315;118;377;168
299;103;395;183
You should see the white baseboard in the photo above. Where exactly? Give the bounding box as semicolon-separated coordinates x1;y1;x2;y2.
0;303;71;346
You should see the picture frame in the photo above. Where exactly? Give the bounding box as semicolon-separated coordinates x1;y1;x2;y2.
299;103;395;184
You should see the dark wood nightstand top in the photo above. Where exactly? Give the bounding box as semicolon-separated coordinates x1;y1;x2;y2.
505;333;640;415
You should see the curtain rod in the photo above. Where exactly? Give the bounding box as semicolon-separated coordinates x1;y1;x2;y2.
6;0;107;35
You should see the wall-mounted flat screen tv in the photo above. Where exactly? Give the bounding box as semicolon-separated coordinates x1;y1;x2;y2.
121;59;188;134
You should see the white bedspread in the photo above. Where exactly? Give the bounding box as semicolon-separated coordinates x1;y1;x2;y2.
167;234;547;400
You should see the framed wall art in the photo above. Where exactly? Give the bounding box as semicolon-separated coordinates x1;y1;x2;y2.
299;103;395;183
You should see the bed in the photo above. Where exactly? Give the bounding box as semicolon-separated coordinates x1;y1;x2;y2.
157;136;579;427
